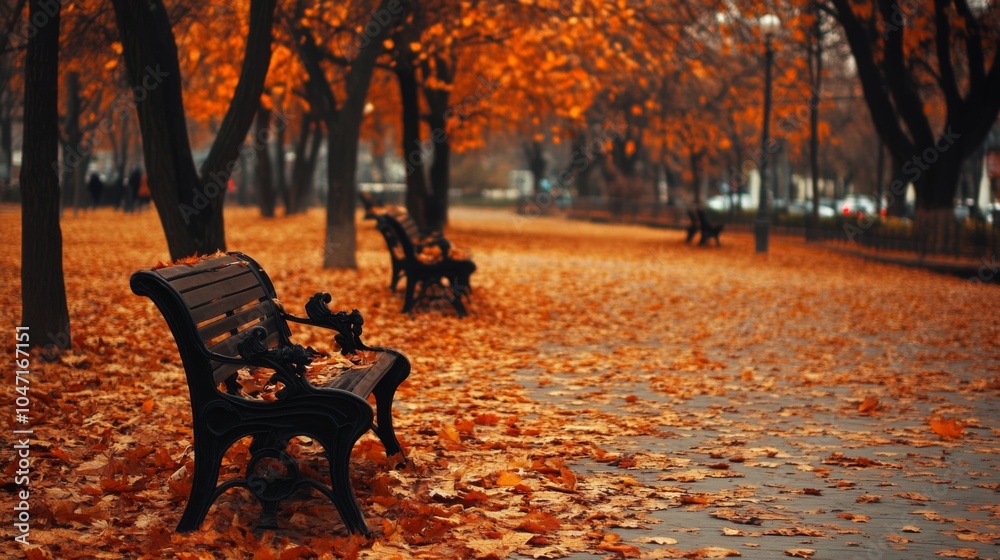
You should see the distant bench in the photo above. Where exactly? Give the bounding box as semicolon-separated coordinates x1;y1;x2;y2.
369;206;476;317
131;252;410;536
686;208;723;246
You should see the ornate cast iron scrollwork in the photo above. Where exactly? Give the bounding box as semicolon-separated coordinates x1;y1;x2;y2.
246;448;300;529
304;292;373;357
236;326;315;395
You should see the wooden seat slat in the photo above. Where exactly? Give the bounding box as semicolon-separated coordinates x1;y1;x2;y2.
323;352;395;398
162;261;249;292
154;255;243;280
198;300;276;343
181;270;262;308
188;286;268;324
208;319;281;360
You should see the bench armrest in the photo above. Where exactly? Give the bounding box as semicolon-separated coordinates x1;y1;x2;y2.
282;293;376;358
415;236;451;253
190;328;316;398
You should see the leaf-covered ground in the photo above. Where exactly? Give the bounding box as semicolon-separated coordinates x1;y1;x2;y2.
1;205;998;560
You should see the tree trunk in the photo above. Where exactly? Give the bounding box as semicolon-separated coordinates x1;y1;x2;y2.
1;99;12;187
65;72;92;213
273;92;288;212
427;119;450;229
524;141;546;195
112;0;275;259
297;119;323;212
255;107;276;217
288;114;314;214
397;64;428;229
323;41;389;268
423;55;454;230
111;112;131;206
236;143;252;206
690;149;703;205
59;71;78;211
830;0;1000;218
21;0;70;350
808;5;823;239
886;154;908;217
288;0;400;269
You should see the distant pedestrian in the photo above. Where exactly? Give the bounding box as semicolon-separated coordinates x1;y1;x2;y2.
87;173;104;210
137;173;151;212
126;167;141;212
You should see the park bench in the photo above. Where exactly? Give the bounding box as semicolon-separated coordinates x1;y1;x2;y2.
130;252;410;536
685;209;700;244
685;208;723;246
358;191;384;220
372;209;476;317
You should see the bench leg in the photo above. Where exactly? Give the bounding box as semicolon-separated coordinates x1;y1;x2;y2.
402;276;418;314
371;354;410;466
316;432;370;537
177;428;227;532
390;262;403;292
449;290;468;318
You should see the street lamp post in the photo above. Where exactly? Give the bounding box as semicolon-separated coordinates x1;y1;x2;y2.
755;14;780;254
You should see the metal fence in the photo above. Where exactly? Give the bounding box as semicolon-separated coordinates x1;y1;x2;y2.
565;196;1000;261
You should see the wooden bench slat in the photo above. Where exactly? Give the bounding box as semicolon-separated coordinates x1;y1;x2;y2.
154;256;242;280
189;285;268;324
209;325;281;385
323;352;395;398
181;270;262;308
198;300;276;343
164;261;250;292
208;317;281;358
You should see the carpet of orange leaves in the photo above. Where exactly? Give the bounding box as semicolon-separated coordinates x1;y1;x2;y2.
0;205;998;559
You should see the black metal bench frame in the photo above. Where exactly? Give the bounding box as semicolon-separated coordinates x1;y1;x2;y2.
372;211;475;317
686;208;723;246
130;252;409;536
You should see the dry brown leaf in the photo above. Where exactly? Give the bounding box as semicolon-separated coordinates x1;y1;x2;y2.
693;546;742;558
496;471;523;487
934;549;980;559
929;417;965;440
857;396;879;415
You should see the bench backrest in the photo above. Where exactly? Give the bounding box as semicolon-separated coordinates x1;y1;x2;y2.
375;212;418;262
359;191;380;219
131;253;291;397
385;207;423;241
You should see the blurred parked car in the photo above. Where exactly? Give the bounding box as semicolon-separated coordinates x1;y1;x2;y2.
707;193;754;211
837;194;877;217
786;199;836;218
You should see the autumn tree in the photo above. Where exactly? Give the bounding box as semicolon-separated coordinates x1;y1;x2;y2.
20;0;71;350
0;1;26;192
826;0;1000;227
110;0;275;259
286;0;403;269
